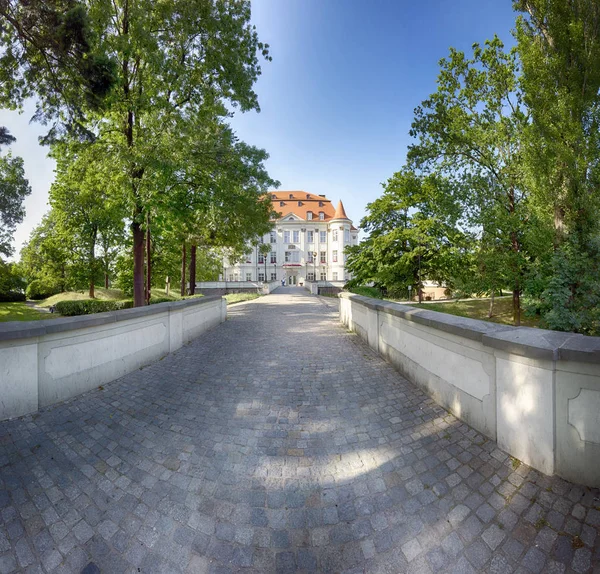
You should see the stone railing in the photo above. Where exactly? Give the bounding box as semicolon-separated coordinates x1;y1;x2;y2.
0;296;226;422
339;292;600;488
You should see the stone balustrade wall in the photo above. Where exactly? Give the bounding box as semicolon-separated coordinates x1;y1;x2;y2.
339;292;600;488
0;296;226;422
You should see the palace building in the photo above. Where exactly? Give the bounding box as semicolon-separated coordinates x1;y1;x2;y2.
221;191;359;285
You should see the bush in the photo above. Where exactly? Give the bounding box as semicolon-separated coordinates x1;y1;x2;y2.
55;299;133;316
0;291;26;302
26;279;61;300
149;296;173;305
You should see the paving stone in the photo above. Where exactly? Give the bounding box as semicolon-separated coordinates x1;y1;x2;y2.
0;289;597;573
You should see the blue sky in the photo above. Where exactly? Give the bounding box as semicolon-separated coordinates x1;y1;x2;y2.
5;0;516;257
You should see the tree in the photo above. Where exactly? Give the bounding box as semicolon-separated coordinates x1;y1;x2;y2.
20;211;73;293
407;37;542;325
49;142;125;297
0;151;31;258
77;0;271;307
0;0;116;140
515;0;600;332
345;171;467;298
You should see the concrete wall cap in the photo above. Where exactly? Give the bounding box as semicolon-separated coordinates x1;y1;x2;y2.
0;296;223;342
342;292;600;362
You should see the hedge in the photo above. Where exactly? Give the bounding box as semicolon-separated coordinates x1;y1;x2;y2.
26;279;61;300
54;299;133;316
0;291;26;302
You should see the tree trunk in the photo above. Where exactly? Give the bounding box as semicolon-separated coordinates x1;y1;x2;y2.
180;242;186;297
146;214;151;305
189;244;197;296
104;272;109;289
508;187;521;326
513;287;521;326
132;219;145;306
488;289;495;318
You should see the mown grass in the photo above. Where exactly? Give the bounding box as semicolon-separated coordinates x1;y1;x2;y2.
39;287;190;308
348;286;384;299
410;297;539;327
224;292;261;304
0;302;50;322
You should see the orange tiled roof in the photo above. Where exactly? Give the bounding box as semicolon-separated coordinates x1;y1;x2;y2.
270;191;336;221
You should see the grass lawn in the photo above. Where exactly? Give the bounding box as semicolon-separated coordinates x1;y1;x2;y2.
0;302;50;322
38;287;190;308
410;297;539;328
224;292;261;304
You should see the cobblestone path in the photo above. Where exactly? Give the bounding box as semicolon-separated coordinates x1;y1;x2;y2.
1;289;599;574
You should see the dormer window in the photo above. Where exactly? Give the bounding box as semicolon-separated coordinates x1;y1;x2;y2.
307;211;313;220
306;194;311;199
319;212;325;220
297;201;302;206
319;201;324;207
271;194;276;199
280;201;285;206
289;193;293;199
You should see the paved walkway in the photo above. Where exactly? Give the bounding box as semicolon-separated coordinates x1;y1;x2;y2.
1;290;599;574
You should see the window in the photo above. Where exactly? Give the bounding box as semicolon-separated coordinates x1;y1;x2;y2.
297;201;302;206
307;272;315;281
270;272;277;281
284;230;290;243
285;251;300;263
280;201;284;206
258;272;265;281
333;272;338;281
234;273;239;281
307;212;313;220
270;252;276;263
246;273;252;281
292;230;300;243
259;236;264;244
246;255;252;263
258;252;265;264
307;230;314;243
320;272;327;281
319;231;327;243
332;229;338;242
319;212;325;220
229;274;234;282
271;194;276;199
270;231;277;243
320;251;326;263
344;229;350;242
307;251;314;263
333;250;338;262
289;193;293;199
319;201;324;207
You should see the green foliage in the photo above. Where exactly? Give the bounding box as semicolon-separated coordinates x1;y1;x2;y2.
0;152;31;257
347;286;384;299
26;278;62;300
0;0;116;140
345;171;467;297
54;299;132;316
514;0;600;332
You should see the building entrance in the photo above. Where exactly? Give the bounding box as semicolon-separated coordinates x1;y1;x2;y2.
287;275;297;286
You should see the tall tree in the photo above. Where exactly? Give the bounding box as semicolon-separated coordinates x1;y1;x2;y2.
407;37;541;325
49;142;125;297
0;0;116;140
79;0;271;306
345;171;466;298
515;0;600;333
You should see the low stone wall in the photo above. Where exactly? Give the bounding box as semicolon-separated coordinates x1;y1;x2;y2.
339;292;600;488
195;281;279;296
0;296;226;422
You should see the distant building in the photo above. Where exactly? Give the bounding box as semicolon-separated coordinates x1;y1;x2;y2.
221;191;359;285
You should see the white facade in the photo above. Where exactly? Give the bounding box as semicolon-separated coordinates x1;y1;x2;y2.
221;192;359;285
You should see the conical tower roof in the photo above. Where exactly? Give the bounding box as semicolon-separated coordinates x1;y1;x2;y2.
333;200;349;220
